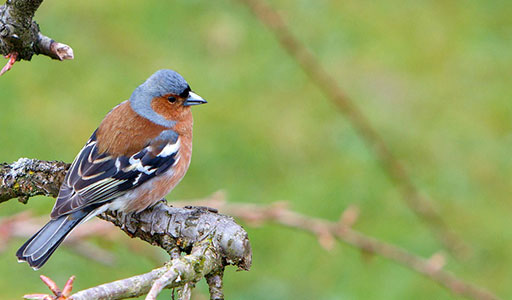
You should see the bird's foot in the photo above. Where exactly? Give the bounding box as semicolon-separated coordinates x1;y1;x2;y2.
1;52;18;76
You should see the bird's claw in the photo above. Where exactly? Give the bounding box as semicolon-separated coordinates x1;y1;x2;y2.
1;52;18;76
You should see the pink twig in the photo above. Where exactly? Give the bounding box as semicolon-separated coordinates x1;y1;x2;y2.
24;275;75;300
0;52;18;76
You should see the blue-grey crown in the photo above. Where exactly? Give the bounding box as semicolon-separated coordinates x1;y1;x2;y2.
129;69;190;127
139;69;189;98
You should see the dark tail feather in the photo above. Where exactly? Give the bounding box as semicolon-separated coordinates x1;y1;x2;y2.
16;210;89;270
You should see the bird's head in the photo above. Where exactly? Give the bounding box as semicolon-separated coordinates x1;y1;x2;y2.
129;69;207;127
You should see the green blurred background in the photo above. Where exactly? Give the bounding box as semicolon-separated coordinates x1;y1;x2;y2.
1;0;511;299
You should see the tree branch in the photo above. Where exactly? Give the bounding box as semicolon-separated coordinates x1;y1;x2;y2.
205;269;224;300
0;0;73;75
214;201;498;300
0;158;251;299
71;239;220;300
2;158;499;300
0;158;68;204
234;0;466;257
99;202;252;271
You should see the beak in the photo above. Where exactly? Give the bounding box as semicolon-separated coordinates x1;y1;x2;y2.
184;91;207;106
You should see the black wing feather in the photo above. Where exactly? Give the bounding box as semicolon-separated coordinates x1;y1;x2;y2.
51;130;179;218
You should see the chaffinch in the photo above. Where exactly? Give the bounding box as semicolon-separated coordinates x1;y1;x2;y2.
16;69;207;269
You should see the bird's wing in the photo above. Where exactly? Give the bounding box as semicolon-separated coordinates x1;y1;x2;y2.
50;130;180;218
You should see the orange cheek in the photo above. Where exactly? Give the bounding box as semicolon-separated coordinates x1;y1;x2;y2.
151;97;173;117
151;96;191;125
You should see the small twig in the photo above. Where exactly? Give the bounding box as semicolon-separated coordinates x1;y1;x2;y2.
70;267;168;300
175;197;500;300
36;33;73;61
176;283;192;300
144;241;218;300
61;276;75;298
235;0;466;257
206;269;224;300
0;0;74;76
24;275;75;300
71;240;221;300
216;202;498;300
146;266;179;300
0;51;16;75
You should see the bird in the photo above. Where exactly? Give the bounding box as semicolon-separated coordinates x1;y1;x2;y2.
16;69;207;269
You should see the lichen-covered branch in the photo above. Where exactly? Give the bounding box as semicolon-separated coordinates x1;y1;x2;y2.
100;203;252;271
0;158;251;299
0;158;68;203
71;239;220;300
2;158;496;300
22;211;247;300
0;0;74;75
205;269;224;300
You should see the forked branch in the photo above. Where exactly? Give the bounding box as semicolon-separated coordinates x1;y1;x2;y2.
0;158;251;299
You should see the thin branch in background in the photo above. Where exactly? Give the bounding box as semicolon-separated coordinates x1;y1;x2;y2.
0;212;118;266
0;0;74;76
176;196;499;300
235;0;467;257
0;156;497;300
0;211;168;266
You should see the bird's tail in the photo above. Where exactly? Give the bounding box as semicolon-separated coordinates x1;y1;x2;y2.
16;210;90;270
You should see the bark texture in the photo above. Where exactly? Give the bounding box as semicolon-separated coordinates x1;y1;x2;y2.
0;0;73;62
0;158;68;203
0;158;251;299
71;240;222;300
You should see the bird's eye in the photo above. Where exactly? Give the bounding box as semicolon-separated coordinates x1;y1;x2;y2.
167;96;177;103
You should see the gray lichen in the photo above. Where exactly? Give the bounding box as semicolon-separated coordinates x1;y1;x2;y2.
0;158;68;203
0;158;252;298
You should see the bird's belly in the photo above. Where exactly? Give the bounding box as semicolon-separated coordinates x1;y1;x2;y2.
108;176;173;213
108;160;189;213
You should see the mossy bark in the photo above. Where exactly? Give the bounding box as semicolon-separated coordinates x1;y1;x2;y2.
0;158;251;299
0;0;42;59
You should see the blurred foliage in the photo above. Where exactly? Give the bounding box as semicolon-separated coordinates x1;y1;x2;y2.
0;0;511;299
